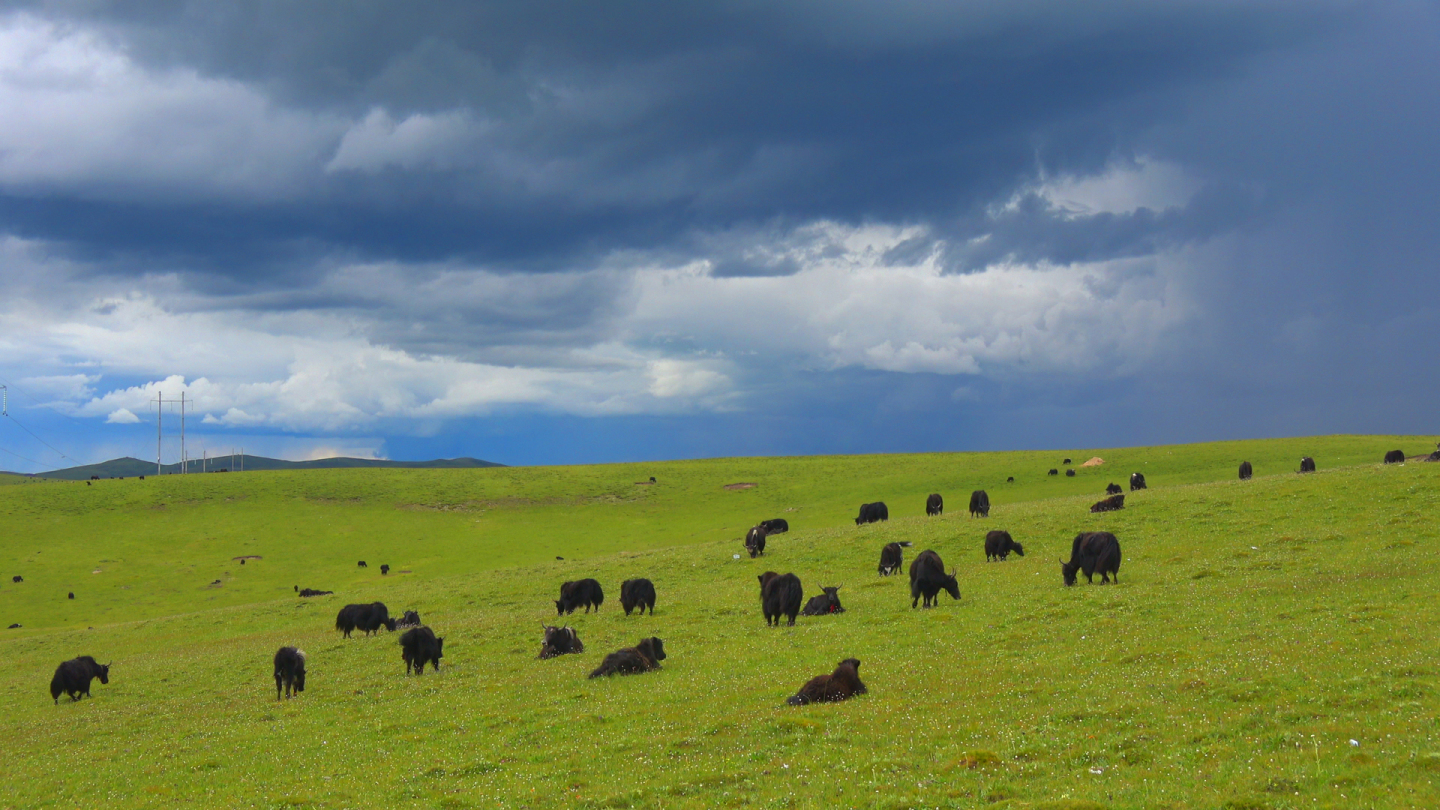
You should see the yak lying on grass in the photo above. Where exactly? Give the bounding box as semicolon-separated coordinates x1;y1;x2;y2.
909;550;959;608
984;530;1024;561
620;578;657;616
336;602;396;638
589;637;666;678
1061;531;1122;586
298;588;333;597
786;658;867;706
556;578;604;614
760;518;789;534
759;572;803;627
538;625;584;659
744;525;767;558
400;626;444;675
394;610;422;629
1090;494;1125;513
925;493;943;516
50;656;109;704
800;586;844;616
273;647;306;700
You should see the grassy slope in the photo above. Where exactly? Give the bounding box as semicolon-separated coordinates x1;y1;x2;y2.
0;435;1436;809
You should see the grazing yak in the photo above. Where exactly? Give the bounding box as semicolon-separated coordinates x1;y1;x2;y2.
1063;458;1072;465
357;561;367;568
380;564;390;575
1007;476;1015;483
335;602;397;638
909;549;960;608
12;575;22;583
786;658;867;706
1061;531;1122;586
272;647;306;700
620;578;657;616
1048;469;1059;476
968;490;990;518
801;586;845;616
1065;469;1076;477
1130;472;1147;490
394;610;422;629
926;493;943;516
1090;494;1125;513
745;525;768;558
589;637;666;678
1384;449;1406;464
759;572;804;627
878;542;905;576
538;625;585;659
854;502;889;525
298;588;333;597
1105;482;1123;495
1299;457;1316;473
68;592;74;599
556;579;605;614
760;518;790;534
399;626;444;675
1239;461;1253;480
984;530;1024;561
50;656;110;703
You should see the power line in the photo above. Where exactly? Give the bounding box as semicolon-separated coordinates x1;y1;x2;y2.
0;444;49;468
3;411;81;464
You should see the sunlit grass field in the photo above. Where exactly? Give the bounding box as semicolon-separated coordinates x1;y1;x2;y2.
1;435;1437;809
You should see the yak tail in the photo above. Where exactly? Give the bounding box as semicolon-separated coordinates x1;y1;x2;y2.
898;541;913;547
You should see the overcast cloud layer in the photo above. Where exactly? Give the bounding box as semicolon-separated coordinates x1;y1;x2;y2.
1;0;1436;470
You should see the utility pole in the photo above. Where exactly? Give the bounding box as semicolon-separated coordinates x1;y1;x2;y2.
1;384;7;416
152;391;163;475
180;390;186;474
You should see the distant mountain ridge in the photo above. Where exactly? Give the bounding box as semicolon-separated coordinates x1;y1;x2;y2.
8;455;505;480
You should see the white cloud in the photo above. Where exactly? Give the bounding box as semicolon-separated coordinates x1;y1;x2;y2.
326;107;485;173
104;407;139;424
1029;157;1201;218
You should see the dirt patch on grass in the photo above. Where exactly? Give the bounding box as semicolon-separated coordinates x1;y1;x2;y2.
1081;457;1105;467
723;482;757;490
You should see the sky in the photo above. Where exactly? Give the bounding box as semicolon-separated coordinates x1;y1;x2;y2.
1;0;1437;471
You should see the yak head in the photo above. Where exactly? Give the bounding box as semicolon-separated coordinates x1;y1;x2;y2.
640;637;667;662
1010;542;1025;557
821;586;844;613
293;656;306;694
383;618;398;632
98;663;111;685
940;572;960;601
1060;559;1079;586
554;599;567;616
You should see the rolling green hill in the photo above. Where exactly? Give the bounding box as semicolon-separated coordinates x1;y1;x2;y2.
17;454;505;481
0;434;1436;808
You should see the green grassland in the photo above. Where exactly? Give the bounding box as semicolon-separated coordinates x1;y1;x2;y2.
1;434;1437;809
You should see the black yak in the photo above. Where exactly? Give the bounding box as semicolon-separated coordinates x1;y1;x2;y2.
357;561;367;568
1239;461;1253;480
854;502;889;525
538;625;584;659
760;518;790;534
745;525;768;558
878;542;904;576
1048;469;1059;476
556;578;604;614
1299;457;1316;473
1130;472;1147;490
926;493;943;516
68;592;74;599
273;647;306;700
1065;469;1076;477
1063;458;1072;465
1105;482;1122;495
984;530;1024;561
1090;494;1125;513
786;658;867;706
335;602;396;637
620;578;657;616
12;575;22;583
968;490;990;518
380;564;390;575
298;588;333;597
909;549;959;608
1060;531;1122;586
1007;476;1015;483
1384;449;1406;464
399;626;444;675
50;656;109;703
759;571;804;627
800;586;844;616
394;610;422;629
589;637;666;678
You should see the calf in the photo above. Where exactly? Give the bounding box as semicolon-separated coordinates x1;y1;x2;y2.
877;542;904;576
49;656;110;703
1090;494;1125;513
1105;482;1122;495
968;490;990;518
620;578;657;616
588;637;666;678
1060;531;1122;585
909;549;959;608
760;518;790;534
786;658;867;706
1384;449;1406;464
800;586;844;616
1130;472;1147;490
335;602;396;637
273;647;306;700
556;579;604;614
759;572;804;627
1299;457;1316;473
745;525;768;558
399;626;444;675
1238;461;1253;480
538;625;584;659
984;530;1024;561
926;493;943;516
854;502;889;525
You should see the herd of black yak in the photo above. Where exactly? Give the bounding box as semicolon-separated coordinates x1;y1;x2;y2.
41;445;1437;708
